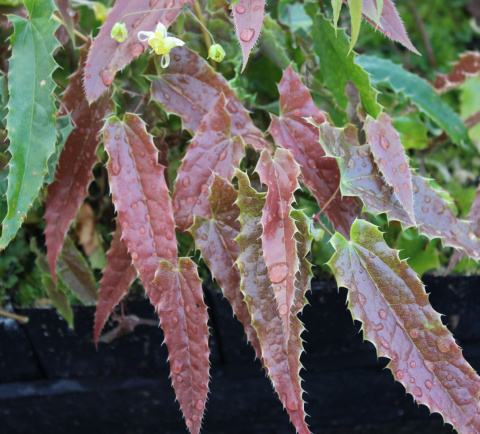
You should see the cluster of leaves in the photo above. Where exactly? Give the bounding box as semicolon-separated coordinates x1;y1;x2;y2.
1;0;480;433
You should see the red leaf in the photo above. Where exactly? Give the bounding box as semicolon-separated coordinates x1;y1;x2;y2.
433;52;480;94
152;258;210;434
94;222;138;345
365;113;415;224
231;0;265;72
45;39;112;281
150;46;270;153
329;219;480;432
84;0;193;102
236;170;310;434
361;0;420;55
189;175;262;362
103;114;178;297
269;66;360;238
172;94;245;232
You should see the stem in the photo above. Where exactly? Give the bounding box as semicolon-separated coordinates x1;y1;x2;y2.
0;308;29;324
120;6;183;22
313;183;341;222
191;3;216;68
52;13;89;43
465;111;480;129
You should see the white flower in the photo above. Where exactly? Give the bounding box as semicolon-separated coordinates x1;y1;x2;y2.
138;23;185;68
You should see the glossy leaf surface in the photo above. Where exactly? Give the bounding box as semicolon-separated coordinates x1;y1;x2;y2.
433;52;480;94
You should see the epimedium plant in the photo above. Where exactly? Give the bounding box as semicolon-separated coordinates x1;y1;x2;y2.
1;0;480;433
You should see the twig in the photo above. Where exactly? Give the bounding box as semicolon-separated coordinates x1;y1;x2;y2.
313;183;341;222
193;2;216;69
465;111;480;129
409;1;436;68
52;13;89;43
0;308;29;324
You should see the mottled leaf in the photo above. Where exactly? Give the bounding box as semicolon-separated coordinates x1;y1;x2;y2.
189;175;262;362
150;46;270;153
1;0;60;248
256;149;300;339
434;52;480;94
312;14;382;118
329;219;480;432
231;0;265;71
94;222;138;345
84;0;193;102
45;39;112;280
357;55;473;152
269;66;359;238
152;258;210;434
318;122;480;259
172;94;245;232
364;113;415;223
235;170;310;434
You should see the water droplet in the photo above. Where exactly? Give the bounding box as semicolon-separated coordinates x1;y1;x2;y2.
380;337;390;349
410;361;416;368
131;43;144;56
307;159;316;169
425;380;433;389
413;386;422;397
358;293;367;306
195;400;204;410
348;158;356;168
336;266;345;276
380;136;390;150
278;304;288;315
379;309;387;319
99;69;115;86
167;248;173;258
186;418;192;427
378;158;387;168
166;231;174;241
218;150;227;161
410;377;415;383
437;338;451;353
396;370;404;380
131;252;139;260
182;176;191;187
172;360;182;374
286;400;297;411
447;374;453;381
235;4;246;13
131;202;138;209
410;328;420;339
240;28;255;42
399;163;408;173
269;263;288;283
186;305;191;312
111;161;121;176
139;227;146;234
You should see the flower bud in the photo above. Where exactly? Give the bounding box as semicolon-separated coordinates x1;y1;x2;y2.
208;44;226;62
93;2;109;23
111;22;127;43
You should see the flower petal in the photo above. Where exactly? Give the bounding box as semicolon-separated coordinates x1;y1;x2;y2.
161;53;170;68
155;23;168;38
138;31;154;42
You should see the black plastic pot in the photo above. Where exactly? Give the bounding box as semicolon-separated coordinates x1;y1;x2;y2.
1;275;480;433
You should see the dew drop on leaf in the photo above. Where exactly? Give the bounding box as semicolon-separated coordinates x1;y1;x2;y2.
172;360;183;374
425;380;433;389
380;136;390;150
235;4;246;13
182;176;190;187
99;69;115;87
240;28;255;42
269;262;288;283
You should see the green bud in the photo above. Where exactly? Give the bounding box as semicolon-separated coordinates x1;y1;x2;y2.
208;44;226;63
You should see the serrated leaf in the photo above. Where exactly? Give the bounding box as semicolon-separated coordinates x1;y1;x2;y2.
172;94;245;232
84;0;193;102
45;39;112;280
0;73;7;129
256;149;300;340
231;0;265;71
347;0;363;53
312;14;382;118
328;219;480;432
318;122;480;259
45;114;73;185
55;0;75;44
434;52;480;94
150;46;270;153
94;222;138;345
235;170;310;434
269;66;360;238
1;0;60;248
152;258;210;434
357;55;473;152
189;174;262;362
364;113;415;223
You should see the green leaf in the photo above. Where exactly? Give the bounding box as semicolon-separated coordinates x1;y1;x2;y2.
347;0;363;53
312;14;382;118
1;0;60;248
397;229;439;276
357;55;474;153
331;0;343;34
0;73;7;130
393;114;429;150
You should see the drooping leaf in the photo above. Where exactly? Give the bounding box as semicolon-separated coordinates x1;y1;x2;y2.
312;14;382;118
231;0;265;71
150;46;270;153
57;237;98;305
364;113;415;223
256;149;300;340
84;0;193;102
44;39;112;280
235;170;310;434
189;175;262;362
94;222;138;345
347;0;363;52
433;52;480;94
1;0;60;248
152;258;210;434
318;122;480;259
361;0;419;54
269;66;360;238
172;94;245;232
357;55;473;152
328;219;480;432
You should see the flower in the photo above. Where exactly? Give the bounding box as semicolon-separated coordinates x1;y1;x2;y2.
92;2;109;22
208;44;226;62
111;22;127;43
138;23;185;68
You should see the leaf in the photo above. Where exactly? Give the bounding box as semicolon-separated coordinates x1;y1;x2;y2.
57;237;98;305
328;219;480;432
0;73;8;129
94;222;137;344
231;0;265;71
84;0;193;102
172;94;245;232
433;52;480;94
347;0;363;53
44;39;112;280
1;0;60;249
103;114;177;297
189;175;262;362
150;46;270;153
331;0;343;33
361;0;419;54
364;113;415;223
397;229;439;276
256;149;300;339
317;122;480;259
312;14;382;118
269;66;360;238
235;170;310;434
357;55;473;152
45;114;73;185
392;113;429;151
152;258;210;434
54;0;75;43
